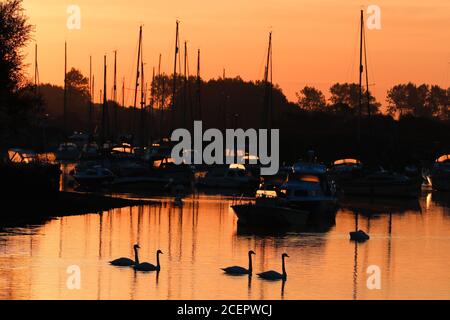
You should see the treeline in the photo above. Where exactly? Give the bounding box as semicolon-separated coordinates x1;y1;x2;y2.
295;83;449;120
31;67;450;169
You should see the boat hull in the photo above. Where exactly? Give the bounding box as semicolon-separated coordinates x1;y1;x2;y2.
231;203;309;227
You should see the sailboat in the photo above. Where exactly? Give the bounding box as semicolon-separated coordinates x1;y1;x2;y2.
330;11;421;199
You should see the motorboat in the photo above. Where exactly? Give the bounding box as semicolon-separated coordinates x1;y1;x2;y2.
329;159;421;198
232;189;309;227
429;154;450;191
279;160;338;215
80;142;100;161
197;164;258;190
73;165;115;188
55;142;80;161
1;148;61;197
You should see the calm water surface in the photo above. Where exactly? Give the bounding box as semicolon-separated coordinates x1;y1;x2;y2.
1;192;450;300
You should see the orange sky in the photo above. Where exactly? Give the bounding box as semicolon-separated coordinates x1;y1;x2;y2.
23;0;449;110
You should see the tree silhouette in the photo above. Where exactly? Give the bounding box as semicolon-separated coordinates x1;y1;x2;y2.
0;0;37;146
296;86;326;111
387;82;448;119
329;83;380;115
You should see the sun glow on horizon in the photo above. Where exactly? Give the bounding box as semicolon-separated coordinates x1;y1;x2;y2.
22;0;450;111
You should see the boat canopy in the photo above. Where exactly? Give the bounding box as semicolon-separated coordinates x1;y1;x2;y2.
230;163;246;170
7;149;38;164
293;162;327;174
333;159;361;166
256;190;277;198
436;155;450;163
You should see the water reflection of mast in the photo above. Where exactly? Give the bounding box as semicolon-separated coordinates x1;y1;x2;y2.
191;194;199;263
352;239;358;300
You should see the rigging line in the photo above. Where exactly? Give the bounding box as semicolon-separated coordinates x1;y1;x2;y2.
346;14;361;84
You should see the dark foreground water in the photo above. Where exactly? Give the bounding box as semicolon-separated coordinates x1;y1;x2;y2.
1;192;450;300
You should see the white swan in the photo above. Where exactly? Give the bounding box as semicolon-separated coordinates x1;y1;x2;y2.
134;250;163;272
222;250;256;275
257;253;289;280
109;244;140;267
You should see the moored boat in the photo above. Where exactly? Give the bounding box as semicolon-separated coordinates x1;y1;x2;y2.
232;190;309;227
429;154;450;192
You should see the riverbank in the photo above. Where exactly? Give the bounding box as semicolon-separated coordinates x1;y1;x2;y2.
0;191;159;229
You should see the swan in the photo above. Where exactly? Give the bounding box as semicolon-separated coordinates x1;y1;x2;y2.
134;250;163;272
257;253;289;280
221;250;256;275
109;244;140;267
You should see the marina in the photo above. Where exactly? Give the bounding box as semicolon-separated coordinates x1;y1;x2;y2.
0;0;449;302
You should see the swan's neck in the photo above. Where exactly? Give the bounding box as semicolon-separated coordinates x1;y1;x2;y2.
282;256;287;276
248;254;253;273
156;252;160;268
134;248;139;265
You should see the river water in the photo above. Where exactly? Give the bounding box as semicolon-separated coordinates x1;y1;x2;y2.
1;192;450;300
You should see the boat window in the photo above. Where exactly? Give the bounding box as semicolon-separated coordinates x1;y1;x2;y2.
289;173;320;183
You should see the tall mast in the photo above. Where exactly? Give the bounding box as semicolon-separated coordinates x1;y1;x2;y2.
89;55;92;135
150;66;155;142
133;26;143;136
113;50;118;139
357;10;364;154
140;59;146;146
171;20;180;133
63;42;68;137
158;54;164;139
196;49;202;120
34;44;39;94
183;41;188;128
262;32;273;129
101;55;108;144
122;77;125;108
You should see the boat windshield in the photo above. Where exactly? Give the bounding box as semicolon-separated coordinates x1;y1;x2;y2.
333;159;361;165
288;173;321;183
256;190;277;198
436;155;450;163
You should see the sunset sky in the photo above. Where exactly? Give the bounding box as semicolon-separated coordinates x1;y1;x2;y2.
22;0;449;110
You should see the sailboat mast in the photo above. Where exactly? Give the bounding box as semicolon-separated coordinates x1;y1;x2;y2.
34;44;39;93
357;10;364;152
183;41;188;128
171;20;180;132
196;49;202;119
64;42;68;137
113;50;118;139
122;77;125;108
262;32;273;129
89;55;92;135
140;59;146;146
101;55;108;144
133;26;143;137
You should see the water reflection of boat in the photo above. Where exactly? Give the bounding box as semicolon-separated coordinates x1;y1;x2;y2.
429;154;450;192
329;159;421;198
339;195;422;215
